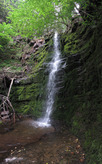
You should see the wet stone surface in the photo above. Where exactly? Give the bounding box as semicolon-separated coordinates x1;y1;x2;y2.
0;119;85;164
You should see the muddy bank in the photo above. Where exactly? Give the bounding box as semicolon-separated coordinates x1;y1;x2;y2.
0;119;85;164
0;119;54;162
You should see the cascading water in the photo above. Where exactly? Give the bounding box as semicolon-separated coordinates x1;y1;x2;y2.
35;31;62;127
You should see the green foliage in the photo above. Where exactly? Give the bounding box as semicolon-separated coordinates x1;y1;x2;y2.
0;0;100;43
8;0;56;37
0;23;15;50
7;0;87;37
0;1;15;51
0;0;8;21
0;0;98;41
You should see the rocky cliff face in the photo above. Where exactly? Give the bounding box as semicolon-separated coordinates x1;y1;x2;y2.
0;34;53;119
10;40;53;118
53;11;102;164
0;1;102;163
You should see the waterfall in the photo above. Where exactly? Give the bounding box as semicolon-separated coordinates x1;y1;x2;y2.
35;31;62;127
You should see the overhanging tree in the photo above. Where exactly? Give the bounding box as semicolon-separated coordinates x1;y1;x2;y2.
0;1;15;51
4;0;100;38
7;0;85;38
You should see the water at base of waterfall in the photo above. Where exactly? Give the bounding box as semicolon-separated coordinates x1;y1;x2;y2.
35;31;62;127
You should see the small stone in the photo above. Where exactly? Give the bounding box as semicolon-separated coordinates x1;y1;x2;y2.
76;150;79;154
75;139;78;143
76;145;81;149
80;158;84;162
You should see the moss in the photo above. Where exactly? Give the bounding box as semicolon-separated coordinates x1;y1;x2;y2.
10;41;53;118
62;33;79;55
54;11;102;164
11;73;47;117
15;100;43;117
29;47;48;73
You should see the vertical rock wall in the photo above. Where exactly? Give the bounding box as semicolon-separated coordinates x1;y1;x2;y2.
54;17;102;164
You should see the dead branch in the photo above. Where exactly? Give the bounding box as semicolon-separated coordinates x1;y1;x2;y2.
0;77;16;123
7;78;14;98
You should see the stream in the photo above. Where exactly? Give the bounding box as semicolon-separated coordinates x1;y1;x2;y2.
0;119;85;164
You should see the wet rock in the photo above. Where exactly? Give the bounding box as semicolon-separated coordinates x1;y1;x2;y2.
71;17;83;33
68;53;81;62
33;42;39;49
21;53;31;65
72;22;79;33
24;54;31;60
13;36;22;43
45;37;50;43
38;39;45;44
29;40;36;47
14;77;33;85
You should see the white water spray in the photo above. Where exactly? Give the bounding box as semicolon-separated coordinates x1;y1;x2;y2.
35;31;62;127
